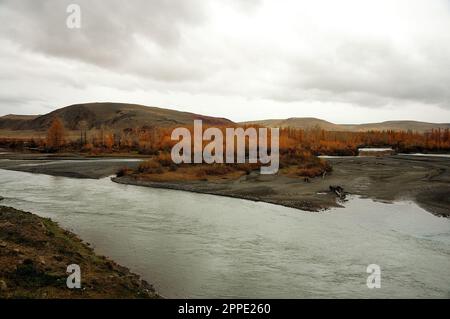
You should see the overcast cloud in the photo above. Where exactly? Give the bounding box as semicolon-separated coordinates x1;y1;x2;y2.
0;0;449;123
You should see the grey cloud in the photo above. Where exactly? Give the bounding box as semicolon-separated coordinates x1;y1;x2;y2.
0;95;39;106
0;0;449;116
0;93;46;115
227;0;263;13
271;35;450;107
0;0;208;77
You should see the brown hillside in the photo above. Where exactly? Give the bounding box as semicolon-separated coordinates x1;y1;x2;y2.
0;115;39;130
342;121;450;132
243;118;342;131
0;102;234;131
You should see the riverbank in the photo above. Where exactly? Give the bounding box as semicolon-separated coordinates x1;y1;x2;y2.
113;155;450;217
0;205;160;298
0;152;143;178
0;152;449;216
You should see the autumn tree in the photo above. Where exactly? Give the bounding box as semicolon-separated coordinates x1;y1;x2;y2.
78;120;88;146
46;117;66;150
104;132;114;150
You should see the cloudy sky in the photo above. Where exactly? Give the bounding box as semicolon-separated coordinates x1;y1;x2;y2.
1;0;449;123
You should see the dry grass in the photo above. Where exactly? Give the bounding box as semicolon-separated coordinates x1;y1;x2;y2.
135;159;253;182
0;130;82;140
126;150;331;182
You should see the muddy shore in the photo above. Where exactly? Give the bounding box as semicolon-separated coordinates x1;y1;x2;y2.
0;205;160;298
0;152;143;179
1;152;449;217
112;155;450;217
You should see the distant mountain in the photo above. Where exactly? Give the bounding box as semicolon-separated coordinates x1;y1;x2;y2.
1;105;449;134
0;102;234;131
341;121;450;132
0;115;39;130
242;118;342;131
241;118;450;133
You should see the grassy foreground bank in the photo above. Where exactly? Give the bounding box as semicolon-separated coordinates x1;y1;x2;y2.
0;206;160;299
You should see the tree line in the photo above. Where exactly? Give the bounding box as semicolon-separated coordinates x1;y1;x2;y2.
1;117;449;156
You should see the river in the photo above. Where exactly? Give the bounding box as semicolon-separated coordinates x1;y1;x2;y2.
0;168;449;298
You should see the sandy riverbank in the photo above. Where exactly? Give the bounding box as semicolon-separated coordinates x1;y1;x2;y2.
0;152;449;216
0;152;143;178
112;155;450;217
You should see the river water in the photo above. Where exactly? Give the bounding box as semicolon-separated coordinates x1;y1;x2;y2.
0;168;449;298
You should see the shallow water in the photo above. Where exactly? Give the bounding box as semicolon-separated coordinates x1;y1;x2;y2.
398;153;450;158
319;153;450;159
359;148;393;151
0;168;449;298
16;158;143;167
318;155;359;159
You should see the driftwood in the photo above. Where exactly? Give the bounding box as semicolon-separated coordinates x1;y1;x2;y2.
329;185;346;199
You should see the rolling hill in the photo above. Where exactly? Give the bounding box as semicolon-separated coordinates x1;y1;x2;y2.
242;118;342;131
342;121;450;132
0;102;234;131
0;115;39;130
241;118;450;133
1;104;449;135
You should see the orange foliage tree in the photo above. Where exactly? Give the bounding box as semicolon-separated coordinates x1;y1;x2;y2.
35;119;450;156
46;117;66;150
